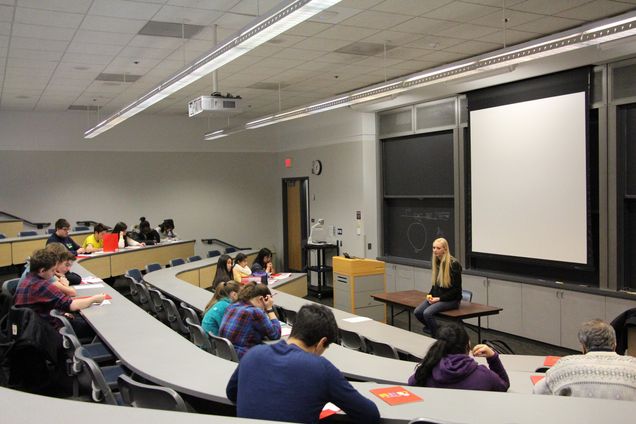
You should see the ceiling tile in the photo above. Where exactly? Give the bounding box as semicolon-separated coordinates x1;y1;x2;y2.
12;23;76;41
509;0;595;16
340;10;413;30
15;7;83;28
0;21;10;35
417;50;467;63
118;45;174;59
67;40;124;56
271;47;325;61
372;0;454;15
128;34;185;49
391;17;459;35
74;29;136;45
62;52;114;66
291;37;354;52
0;5;13;22
8;47;63;60
17;0;92;13
166;0;239;10
405;35;465;50
423;1;500;23
445;39;501;55
310;6;365;25
80;15;148;33
435;23;500;39
5;56;57;70
512;15;584;33
333;0;384;9
229;0;284;15
284;21;331;37
477;28;542;46
88;0;163;20
556;1;635;20
210;12;254;31
361;29;422;45
10;36;69;51
470;9;545;28
154;5;221;25
315;24;379;41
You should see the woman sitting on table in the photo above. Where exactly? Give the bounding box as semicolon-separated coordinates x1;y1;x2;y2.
232;253;251;283
111;222;144;248
251;248;274;274
212;254;234;290
82;223;108;253
202;281;240;336
414;237;462;337
408;322;510;392
132;218;161;245
219;282;281;359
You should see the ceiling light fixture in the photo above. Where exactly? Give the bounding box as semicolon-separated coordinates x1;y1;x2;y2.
204;9;636;140
83;0;343;139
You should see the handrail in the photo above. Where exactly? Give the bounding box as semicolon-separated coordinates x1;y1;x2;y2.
200;238;250;250
76;220;100;227
0;211;50;229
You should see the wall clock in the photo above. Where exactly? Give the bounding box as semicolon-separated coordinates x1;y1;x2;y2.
311;159;323;175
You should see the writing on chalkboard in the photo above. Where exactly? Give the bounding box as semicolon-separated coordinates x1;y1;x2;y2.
403;209;452;253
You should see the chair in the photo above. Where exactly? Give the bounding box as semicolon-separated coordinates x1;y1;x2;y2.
462;289;473;302
47;228;56;234
185;317;214;353
224;247;237;254
59;327;115;364
74;226;90;231
126;268;143;283
18;230;37;237
365;338;400;359
124;269;143;304
74;346;126;405
2;278;20;298
339;328;368;352
145;263;162;273
187;255;201;263
180;302;200;326
169;258;185;267
131;280;153;313
209;333;239;362
0;232;5;239
281;308;297;326
118;374;189;412
206;250;221;258
147;288;169;324
161;297;190;337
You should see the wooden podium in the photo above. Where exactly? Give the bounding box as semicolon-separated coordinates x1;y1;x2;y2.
332;257;385;321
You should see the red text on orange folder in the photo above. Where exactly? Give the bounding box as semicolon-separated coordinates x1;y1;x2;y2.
370;386;423;406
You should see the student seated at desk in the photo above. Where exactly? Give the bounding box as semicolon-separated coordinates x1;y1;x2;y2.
212;254;234;290
111;222;144;248
251;248;274;274
19;243;81;289
219;283;281;359
408;322;509;392
14;249;105;338
533;319;636;400
232;253;251;283
81;223;107;253
132;218;161;245
202;281;239;336
156;219;177;240
227;304;380;424
46;218;86;255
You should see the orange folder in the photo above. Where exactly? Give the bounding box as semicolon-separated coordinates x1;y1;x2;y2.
370;386;423;406
543;356;561;366
530;375;545;385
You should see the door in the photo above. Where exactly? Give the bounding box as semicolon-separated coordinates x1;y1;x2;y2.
283;178;308;272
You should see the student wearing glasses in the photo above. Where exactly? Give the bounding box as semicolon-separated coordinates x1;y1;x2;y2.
46;218;85;255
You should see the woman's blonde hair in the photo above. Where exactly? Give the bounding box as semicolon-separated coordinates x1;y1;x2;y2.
204;281;240;313
431;238;453;288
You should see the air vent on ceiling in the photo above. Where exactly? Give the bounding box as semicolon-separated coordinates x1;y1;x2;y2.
68;105;99;111
336;42;397;56
138;20;205;39
249;82;290;90
95;73;141;83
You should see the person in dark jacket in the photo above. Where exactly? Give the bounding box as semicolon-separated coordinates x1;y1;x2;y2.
132;218;161;245
414;237;462;337
251;247;274;274
408;322;509;392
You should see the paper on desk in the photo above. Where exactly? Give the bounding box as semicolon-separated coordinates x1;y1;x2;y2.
75;283;105;290
342;316;372;323
319;403;340;420
269;273;291;280
99;300;111;306
82;276;102;284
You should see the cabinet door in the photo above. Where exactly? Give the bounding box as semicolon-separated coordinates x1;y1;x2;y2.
462;275;487;326
605;297;636;323
413;268;432;291
521;284;560;345
395;265;415;292
385;264;396;292
560;291;606;350
488;279;523;335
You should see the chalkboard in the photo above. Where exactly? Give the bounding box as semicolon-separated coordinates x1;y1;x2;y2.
384;198;455;261
382;131;454;196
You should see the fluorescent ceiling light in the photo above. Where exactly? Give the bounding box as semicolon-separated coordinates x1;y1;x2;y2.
203;9;636;141
84;0;342;139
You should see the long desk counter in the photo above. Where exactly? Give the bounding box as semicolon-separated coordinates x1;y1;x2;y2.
78;240;195;278
68;251;636;423
0;230;91;267
0;219;22;238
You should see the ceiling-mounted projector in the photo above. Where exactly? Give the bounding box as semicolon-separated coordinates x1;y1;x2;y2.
188;93;242;117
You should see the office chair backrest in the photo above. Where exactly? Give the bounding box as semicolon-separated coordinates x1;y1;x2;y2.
74;346;122;405
147;288;168;324
126;268;143;283
18;230;37;237
132;280;153;313
47;228;56;234
169;258;185;267
2;278;20;298
50;308;74;333
365;338;400;359
118;374;188;412
461;289;473;302
179;302;200;326
206;250;221;258
209;333;239;362
282;308;297;326
187;255;201;263
161;297;189;337
185;317;214;353
145;263;162;273
224;247;237;254
339;328;368;352
74;226;89;231
0;232;5;239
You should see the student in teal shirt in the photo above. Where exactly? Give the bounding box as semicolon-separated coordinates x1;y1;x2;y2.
202;281;240;335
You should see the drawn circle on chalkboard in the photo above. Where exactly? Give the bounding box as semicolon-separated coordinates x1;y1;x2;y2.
407;222;428;253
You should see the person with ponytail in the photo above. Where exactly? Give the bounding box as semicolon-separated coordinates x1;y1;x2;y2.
408;322;509;392
202;281;240;335
414;237;463;337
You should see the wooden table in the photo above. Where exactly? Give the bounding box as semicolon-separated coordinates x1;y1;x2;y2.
371;289;503;341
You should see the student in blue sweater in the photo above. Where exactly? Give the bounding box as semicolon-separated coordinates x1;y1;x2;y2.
226;304;380;424
201;281;239;335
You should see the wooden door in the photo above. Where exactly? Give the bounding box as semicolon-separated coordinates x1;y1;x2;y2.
283;178;308;272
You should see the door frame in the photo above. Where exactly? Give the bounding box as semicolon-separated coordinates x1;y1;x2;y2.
282;177;309;272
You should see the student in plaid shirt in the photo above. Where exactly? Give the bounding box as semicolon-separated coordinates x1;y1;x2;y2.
219;282;281;358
